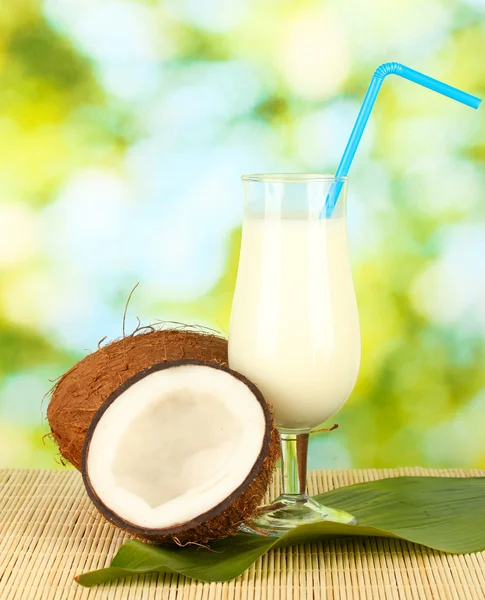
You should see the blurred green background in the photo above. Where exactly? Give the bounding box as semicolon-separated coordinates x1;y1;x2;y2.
0;0;484;469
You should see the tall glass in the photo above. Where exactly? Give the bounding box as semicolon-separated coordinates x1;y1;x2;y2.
228;174;361;534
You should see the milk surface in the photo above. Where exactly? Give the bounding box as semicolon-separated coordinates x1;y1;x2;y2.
229;215;361;431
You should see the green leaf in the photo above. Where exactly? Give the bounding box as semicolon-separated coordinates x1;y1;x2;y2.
76;476;485;587
314;476;485;554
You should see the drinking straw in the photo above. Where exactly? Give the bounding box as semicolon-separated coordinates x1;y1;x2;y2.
325;62;482;216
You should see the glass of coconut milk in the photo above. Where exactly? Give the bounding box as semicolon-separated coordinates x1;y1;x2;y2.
229;174;360;534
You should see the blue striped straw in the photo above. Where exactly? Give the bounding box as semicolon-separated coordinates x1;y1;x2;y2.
325;62;482;217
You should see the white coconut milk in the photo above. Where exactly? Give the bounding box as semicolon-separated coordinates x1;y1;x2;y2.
228;215;361;431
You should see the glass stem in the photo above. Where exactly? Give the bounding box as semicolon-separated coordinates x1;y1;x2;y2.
279;432;310;497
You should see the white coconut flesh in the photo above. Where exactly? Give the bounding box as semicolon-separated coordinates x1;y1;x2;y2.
85;364;268;530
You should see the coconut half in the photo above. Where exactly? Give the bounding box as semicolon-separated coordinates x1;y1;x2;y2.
82;359;278;544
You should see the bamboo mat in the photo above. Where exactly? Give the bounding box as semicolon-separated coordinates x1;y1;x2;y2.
1;468;485;600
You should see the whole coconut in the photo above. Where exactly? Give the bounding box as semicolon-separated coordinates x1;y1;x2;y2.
47;328;229;470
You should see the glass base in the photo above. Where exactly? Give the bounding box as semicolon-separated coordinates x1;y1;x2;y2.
240;493;357;537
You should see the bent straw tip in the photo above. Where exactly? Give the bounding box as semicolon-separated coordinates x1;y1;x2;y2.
472;97;482;110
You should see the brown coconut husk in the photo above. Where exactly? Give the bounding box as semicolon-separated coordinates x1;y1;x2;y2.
47;327;229;470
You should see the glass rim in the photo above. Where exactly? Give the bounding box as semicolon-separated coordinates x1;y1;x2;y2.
241;173;348;183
